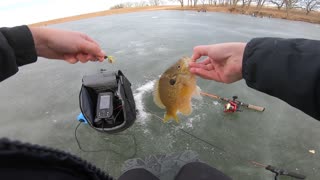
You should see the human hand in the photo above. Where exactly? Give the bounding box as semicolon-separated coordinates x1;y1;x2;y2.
189;43;246;83
29;27;106;64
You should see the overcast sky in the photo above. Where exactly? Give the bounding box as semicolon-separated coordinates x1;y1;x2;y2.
0;0;173;27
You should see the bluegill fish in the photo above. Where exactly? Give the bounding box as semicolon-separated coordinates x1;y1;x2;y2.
153;57;200;123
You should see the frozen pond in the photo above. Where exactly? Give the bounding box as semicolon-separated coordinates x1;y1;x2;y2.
1;10;320;179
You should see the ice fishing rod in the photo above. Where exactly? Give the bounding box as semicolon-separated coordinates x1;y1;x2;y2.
147;111;306;180
251;161;306;180
200;91;265;112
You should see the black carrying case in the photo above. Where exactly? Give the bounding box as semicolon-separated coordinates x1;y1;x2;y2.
79;70;136;134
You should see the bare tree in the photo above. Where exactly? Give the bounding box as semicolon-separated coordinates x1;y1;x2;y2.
245;0;253;8
302;0;320;14
284;0;299;17
137;1;149;6
256;0;267;11
190;0;193;6
241;0;247;7
194;0;199;6
208;0;216;5
171;0;184;7
286;0;299;9
200;0;207;5
256;0;266;7
149;0;162;6
270;0;285;9
188;0;199;6
232;0;240;6
178;0;184;7
241;0;253;8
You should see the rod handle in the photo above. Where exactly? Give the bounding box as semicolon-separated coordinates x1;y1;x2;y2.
266;166;306;179
248;104;265;112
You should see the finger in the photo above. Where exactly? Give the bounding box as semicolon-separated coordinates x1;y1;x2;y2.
85;54;98;61
83;35;97;43
82;35;106;61
189;57;214;70
192;45;209;61
189;62;211;70
64;54;78;64
83;54;102;62
76;54;89;63
97;50;106;61
81;33;100;46
87;51;105;62
190;68;221;82
198;57;211;65
65;58;78;64
80;42;105;59
97;55;105;62
79;34;106;60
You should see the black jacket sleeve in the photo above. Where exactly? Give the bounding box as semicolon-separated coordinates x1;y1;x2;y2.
242;38;320;120
0;25;37;82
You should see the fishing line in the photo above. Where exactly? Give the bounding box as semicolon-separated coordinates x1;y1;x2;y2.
144;105;306;179
148;110;227;153
74;121;137;159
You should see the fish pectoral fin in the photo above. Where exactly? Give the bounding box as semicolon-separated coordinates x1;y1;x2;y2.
153;80;165;109
192;86;202;100
164;113;179;123
179;102;192;116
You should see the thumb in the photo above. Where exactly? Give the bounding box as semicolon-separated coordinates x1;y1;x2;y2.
192;45;209;62
81;42;105;58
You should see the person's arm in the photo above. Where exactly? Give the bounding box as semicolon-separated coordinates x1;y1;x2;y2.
243;38;320;120
0;26;106;82
190;38;320;120
29;27;105;64
0;25;37;82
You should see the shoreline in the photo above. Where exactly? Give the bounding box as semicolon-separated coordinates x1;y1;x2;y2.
28;6;176;27
29;5;320;27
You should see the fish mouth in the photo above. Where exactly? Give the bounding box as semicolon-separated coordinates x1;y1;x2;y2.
183;58;191;67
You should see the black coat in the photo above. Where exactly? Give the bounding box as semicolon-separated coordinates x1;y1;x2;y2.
243;38;320;120
0;25;37;82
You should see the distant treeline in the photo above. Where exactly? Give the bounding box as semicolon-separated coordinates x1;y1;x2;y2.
111;0;319;15
176;0;319;15
110;0;162;9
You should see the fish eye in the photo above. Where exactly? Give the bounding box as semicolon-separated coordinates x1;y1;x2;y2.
177;65;181;69
169;79;176;85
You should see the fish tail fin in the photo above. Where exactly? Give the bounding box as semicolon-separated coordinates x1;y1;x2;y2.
174;115;179;123
163;113;179;123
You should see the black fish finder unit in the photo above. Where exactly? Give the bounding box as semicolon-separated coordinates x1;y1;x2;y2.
79;70;136;134
96;92;113;119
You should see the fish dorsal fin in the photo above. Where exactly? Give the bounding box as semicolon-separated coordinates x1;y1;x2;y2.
153;80;165;109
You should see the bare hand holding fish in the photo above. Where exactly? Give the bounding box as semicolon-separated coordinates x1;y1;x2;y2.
189;43;245;83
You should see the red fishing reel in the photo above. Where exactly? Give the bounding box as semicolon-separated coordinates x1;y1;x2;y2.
223;96;241;113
